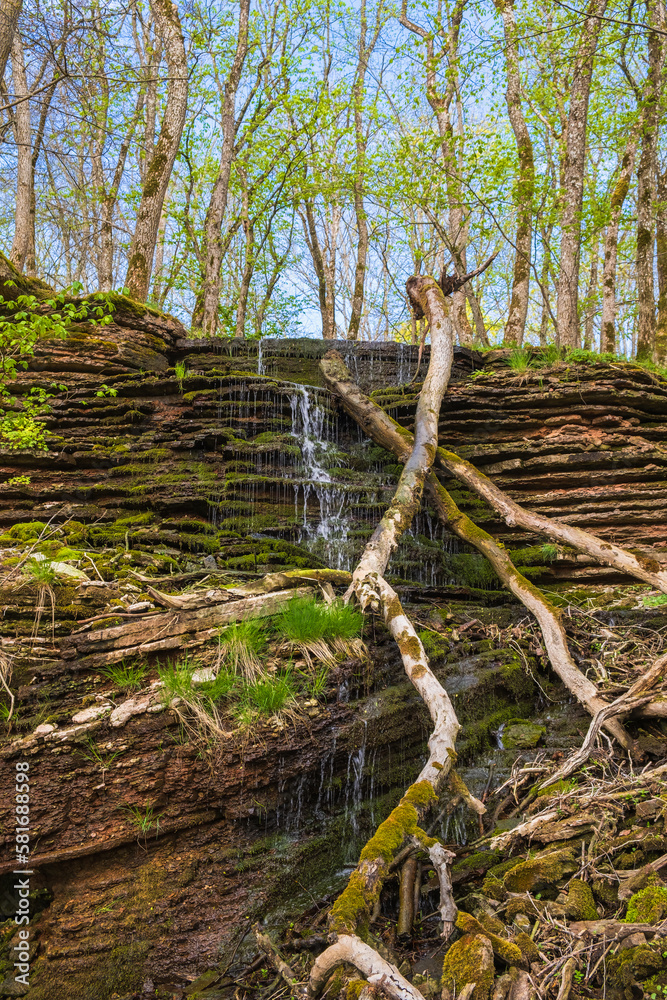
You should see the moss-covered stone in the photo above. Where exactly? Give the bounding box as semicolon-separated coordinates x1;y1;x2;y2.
625;882;667;924
441;933;494;1000
606;943;666;1000
456;911;525;967
502;719;546;749
512;930;541;966
564;879;598;920
503;848;576;894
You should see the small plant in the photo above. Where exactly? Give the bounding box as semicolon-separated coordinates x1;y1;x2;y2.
643;593;667;607
24;557;57;639
79;738;122;786
6;475;30;486
217;619;268;681
303;664;330;700
506;347;531;372
159;656;233;746
174;361;189;390
122;801;163;842
540;543;558;563
101;661;147;692
533;344;561;367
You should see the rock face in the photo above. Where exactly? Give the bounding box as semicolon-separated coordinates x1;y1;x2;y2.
1;298;667;998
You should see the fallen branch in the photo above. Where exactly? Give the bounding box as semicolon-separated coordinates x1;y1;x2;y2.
308;278;471;998
319;350;633;750
538;652;667;789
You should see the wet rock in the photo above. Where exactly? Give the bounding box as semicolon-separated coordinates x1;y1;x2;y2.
501;720;546;749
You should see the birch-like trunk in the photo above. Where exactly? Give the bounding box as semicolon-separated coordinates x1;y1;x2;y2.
124;0;188;303
192;0;250;334
9;32;31;272
556;0;608;348
496;0;534;347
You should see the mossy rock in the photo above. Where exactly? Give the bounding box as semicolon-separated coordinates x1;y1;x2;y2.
456;911;525;968
564;879;598;920
441;933;494;1000
503;848;577;894
591;877;619;910
512;930;541;966
606;943;666;1000
502;719;546;749
625;882;667;924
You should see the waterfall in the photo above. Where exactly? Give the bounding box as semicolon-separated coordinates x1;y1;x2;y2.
289;385;354;570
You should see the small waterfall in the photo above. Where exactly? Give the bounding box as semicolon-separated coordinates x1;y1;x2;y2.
344;720;368;839
289;385;353;570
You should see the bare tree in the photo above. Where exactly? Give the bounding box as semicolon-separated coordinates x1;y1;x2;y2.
0;0;21;83
495;0;534;346
635;0;665;361
192;0;251;334
8;32;30;271
347;0;384;340
556;0;608;349
600;127;640;353
124;0;187;302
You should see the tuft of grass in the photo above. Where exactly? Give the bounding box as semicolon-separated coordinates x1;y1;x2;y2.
159;655;233;746
122;801;163;841
24;557;57;587
101;661;147;692
217;618;268;681
274;595;365;668
541;543;559;563
506;347;531;372
244;671;295;714
174;361;189;390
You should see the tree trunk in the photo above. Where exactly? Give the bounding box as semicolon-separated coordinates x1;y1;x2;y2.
234;176;254;338
124;0;188;303
496;0;534;347
300;197;337;339
0;0;21;83
556;0;608;348
635;0;664;361
655;165;667;364
192;0;250;334
583;243;599;350
601;130;639;353
9;32;31;272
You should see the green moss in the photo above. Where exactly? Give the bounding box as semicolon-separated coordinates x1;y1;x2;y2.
625;883;667;924
513;930;541;965
564;879;598;920
502;719;546;749
330;869;374;936
536;778;577;797
441;933;494;1000
452;850;502;879
0;520;49;543
343;981;367;999
606;943;666;999
455;911;525;967
503;848;577;893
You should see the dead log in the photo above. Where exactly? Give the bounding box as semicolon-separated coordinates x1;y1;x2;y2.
319;351;633;750
59;587;312;670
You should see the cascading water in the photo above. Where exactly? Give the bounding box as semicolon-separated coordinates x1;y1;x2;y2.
289;385;356;570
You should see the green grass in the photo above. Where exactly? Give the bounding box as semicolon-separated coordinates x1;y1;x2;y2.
24;558;57;586
275;595;362;643
101;661;147;691
244;672;295;714
506;347;531;372
122;802;163;839
218;618;268;681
